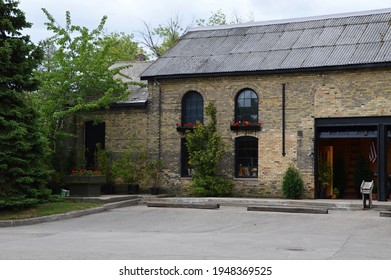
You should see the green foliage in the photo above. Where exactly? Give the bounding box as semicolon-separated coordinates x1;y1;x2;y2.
153;18;182;57
196;9;227;26
190;175;233;197
140;16;183;58
98;32;141;62
0;92;52;204
196;9;254;26
112;143;147;185
185;102;222;177
0;0;43;92
317;159;333;192
95;143;114;184
282;166;304;199
142;158;164;188
185;102;233;197
0;0;51;210
34;9;137;178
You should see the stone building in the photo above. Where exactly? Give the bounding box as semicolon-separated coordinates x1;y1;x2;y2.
75;61;151;172
139;9;391;200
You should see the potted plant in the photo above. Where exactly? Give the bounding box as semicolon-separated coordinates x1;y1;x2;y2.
318;159;333;198
143;158;164;195
95;144;115;194
112;150;145;194
332;187;340;199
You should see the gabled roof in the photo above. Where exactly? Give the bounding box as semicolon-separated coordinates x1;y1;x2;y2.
141;8;391;80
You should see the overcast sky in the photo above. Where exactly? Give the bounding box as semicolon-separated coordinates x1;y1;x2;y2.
19;0;391;44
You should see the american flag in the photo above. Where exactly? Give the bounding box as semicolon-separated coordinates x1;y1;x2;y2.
369;140;377;163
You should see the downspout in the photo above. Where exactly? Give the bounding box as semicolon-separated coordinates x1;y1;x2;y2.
154;79;162;160
282;83;286;157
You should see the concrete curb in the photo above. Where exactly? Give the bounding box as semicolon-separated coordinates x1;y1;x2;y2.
380;211;391;217
147;201;220;209
0;198;139;228
247;205;329;214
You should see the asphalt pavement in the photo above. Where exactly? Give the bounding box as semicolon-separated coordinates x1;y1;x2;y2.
1;196;391;260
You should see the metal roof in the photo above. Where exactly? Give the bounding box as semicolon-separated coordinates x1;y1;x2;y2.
141;8;391;79
110;61;152;108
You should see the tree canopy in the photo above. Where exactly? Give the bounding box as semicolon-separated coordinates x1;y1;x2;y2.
139;10;254;58
33;9;138;176
0;0;51;209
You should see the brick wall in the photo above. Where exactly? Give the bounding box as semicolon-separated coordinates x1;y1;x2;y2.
75;108;148;162
146;67;391;198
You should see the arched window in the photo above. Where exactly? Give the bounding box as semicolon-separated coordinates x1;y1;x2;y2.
181;91;204;125
235;136;258;178
235;89;258;124
180;91;203;177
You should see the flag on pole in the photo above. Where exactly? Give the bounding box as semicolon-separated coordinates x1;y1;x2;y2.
369;140;377;163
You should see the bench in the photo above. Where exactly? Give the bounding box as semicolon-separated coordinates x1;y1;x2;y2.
360;180;374;209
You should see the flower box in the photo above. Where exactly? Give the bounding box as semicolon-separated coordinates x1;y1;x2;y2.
230;125;261;131
176;122;201;133
63;175;106;197
176;126;194;133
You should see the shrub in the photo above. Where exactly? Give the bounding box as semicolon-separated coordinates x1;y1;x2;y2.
190;175;233;197
185;102;233;197
282;166;304;199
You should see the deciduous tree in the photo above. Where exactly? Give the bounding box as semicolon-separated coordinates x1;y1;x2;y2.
34;9;137;177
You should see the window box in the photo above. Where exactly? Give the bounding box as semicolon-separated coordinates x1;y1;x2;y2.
230;124;261;131
176;126;195;133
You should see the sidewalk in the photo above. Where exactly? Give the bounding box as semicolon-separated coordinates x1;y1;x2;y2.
1;195;391;227
139;195;391;211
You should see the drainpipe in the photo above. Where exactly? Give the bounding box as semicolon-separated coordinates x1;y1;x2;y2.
282;83;286;157
153;79;162;161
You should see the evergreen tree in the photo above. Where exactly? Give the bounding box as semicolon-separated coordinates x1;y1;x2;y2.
0;0;50;209
185;102;233;196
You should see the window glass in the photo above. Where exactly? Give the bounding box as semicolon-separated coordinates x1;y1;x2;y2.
235;136;258;178
182;91;203;125
235;89;258;124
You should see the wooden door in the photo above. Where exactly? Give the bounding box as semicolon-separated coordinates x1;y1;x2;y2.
319;146;333;196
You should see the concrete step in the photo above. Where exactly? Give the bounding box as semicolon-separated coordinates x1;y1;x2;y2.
247;205;328;214
147;201;220;209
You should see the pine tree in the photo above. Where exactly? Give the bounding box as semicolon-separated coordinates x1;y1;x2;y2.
0;0;50;209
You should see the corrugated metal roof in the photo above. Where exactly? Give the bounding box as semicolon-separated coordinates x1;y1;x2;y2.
110;61;152;107
141;9;391;79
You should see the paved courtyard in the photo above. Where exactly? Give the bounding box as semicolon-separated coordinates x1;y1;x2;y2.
0;205;390;259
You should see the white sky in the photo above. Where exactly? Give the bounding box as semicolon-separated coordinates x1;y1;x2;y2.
19;0;391;44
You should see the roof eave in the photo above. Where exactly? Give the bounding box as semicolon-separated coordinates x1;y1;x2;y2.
140;62;391;81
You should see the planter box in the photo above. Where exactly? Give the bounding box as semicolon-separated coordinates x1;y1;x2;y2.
176;126;194;133
63;175;106;197
230;125;261;132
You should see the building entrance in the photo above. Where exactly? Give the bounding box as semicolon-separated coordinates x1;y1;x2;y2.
315;117;391;201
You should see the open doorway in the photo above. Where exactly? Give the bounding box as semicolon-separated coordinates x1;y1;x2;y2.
317;138;377;199
315;117;391;201
85;121;105;169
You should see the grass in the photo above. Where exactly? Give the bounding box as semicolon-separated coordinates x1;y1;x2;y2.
0;200;104;220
